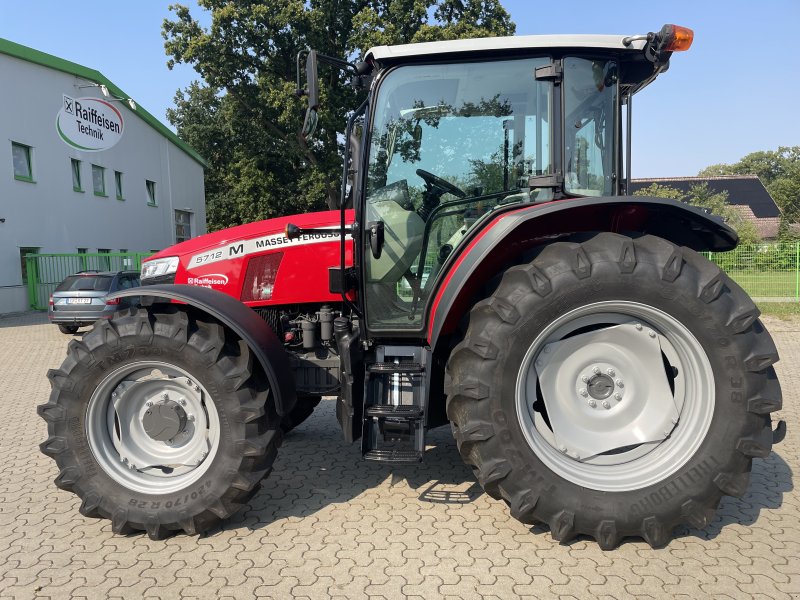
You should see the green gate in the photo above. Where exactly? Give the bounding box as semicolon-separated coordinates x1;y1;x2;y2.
25;252;152;310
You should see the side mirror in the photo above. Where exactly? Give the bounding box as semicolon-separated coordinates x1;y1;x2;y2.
306;50;319;110
300;50;320;140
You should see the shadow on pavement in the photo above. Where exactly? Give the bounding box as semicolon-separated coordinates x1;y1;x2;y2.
676;449;793;542
218;399;792;547
216;401;481;536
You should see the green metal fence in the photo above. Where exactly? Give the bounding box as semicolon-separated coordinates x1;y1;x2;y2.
25;252;152;310
706;242;800;302
22;244;800;311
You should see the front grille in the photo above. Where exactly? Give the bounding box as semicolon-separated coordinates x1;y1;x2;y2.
254;308;283;335
141;273;176;286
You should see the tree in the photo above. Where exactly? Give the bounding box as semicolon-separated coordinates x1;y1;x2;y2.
163;1;515;231
634;182;761;245
699;146;800;232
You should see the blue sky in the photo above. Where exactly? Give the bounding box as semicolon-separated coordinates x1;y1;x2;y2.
1;0;797;177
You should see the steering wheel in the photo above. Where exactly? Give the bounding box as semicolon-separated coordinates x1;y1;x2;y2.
416;169;467;199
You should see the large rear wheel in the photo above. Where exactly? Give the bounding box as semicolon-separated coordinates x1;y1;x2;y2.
446;233;782;548
39;307;281;539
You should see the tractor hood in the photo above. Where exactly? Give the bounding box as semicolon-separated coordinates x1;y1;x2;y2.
143;209;355;307
148;210;350;261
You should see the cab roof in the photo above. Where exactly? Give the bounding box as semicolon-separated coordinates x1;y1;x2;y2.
365;34;648;62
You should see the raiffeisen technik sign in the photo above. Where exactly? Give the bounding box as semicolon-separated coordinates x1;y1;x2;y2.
56;95;124;151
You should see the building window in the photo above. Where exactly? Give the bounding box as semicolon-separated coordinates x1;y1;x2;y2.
115;171;124;200
12;142;33;182
77;248;88;254
19;247;40;285
70;159;83;192
146;180;157;206
92;165;106;196
175;210;192;243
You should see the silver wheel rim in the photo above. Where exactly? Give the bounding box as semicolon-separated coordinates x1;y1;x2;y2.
86;361;221;495
515;301;714;492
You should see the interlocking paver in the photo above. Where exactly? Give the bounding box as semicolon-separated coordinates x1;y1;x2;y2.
0;311;797;599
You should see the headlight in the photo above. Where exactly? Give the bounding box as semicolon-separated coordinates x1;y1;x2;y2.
141;256;179;281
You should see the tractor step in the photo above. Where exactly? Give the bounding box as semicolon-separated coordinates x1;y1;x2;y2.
365;404;424;418
362;346;430;463
364;449;423;464
367;362;425;374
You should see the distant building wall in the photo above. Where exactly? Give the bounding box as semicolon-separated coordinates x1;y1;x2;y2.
0;45;206;313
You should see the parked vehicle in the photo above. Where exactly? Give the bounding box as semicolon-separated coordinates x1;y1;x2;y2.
39;25;785;548
48;270;140;334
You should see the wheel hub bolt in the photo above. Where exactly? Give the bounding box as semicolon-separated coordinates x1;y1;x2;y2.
579;388;588;397
614;393;622;401
635;323;643;331
606;368;615;377
128;463;136;470
559;446;567;453
187;414;195;422
648;330;656;338
616;379;624;388
195;385;201;393
162;393;169;400
602;401;611;409
581;375;589;383
179;398;187;406
145;401;153;407
592;366;600;375
588;399;596;408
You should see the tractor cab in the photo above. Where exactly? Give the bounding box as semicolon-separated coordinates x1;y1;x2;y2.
298;26;692;335
293;25;697;459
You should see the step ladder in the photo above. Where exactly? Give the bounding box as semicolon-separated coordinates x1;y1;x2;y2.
362;347;429;464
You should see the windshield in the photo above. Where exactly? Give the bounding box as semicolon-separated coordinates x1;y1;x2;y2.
364;57;553;331
362;56;619;332
55;275;114;292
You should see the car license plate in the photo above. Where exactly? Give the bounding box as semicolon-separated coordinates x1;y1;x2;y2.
67;298;92;304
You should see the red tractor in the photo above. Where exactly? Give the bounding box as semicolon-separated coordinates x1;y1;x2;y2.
39;25;785;548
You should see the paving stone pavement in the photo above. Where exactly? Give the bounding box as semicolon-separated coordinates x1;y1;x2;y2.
0;311;797;600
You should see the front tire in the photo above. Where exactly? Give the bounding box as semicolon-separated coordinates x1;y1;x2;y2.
446;233;781;548
58;324;79;335
38;307;282;539
280;393;322;434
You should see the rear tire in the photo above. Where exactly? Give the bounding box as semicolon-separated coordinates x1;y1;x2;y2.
446;233;781;548
280;393;322;434
58;324;79;335
39;306;281;539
